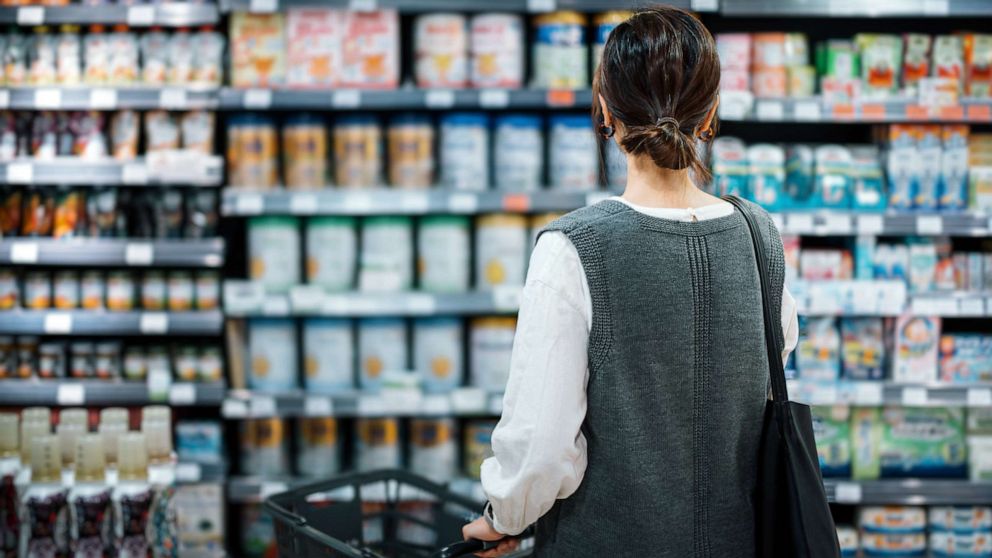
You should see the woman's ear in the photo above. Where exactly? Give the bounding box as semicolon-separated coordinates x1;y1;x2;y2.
598;94;612;127
698;96;719;137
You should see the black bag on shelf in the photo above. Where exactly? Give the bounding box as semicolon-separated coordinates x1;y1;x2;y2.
723;196;841;558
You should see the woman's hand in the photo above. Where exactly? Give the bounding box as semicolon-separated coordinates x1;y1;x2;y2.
461;517;520;557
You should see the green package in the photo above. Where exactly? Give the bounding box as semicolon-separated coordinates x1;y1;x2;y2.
852;406;967;480
812;406;851;478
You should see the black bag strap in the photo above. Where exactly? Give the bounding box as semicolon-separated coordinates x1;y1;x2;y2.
722;195;790;403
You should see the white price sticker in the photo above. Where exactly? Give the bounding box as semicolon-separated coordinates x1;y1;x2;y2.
147;367;172;400
7;162;33;184
794;100;822;121
234;194;264;215
0;90;9;109
901;387;929;407
261;296;290;316
343;193;374;213
493;286;522;311
932;297;959;316
967;388;992;408
289;285;325;312
822;214;852;234
16;6;44;26
833;482;862;504
923;0;949;15
169;383;197;405
126;5;156;26
221;398;249;418
405;294;437;315
756;101;784;121
332;90;362;109
304;396;333;417
916;215;943;235
400;192;430;214
479;89;510;108
34;89;61;109
289;194;319;215
349;0;376;10
44;313;72;334
121;163;148;185
786;214;814;234
959;298;986;316
125;242;154;265
249;0;277;12
809;385;839;406
451;387;486;414
488;395;504;415
358;395;387;416
526;0;555;11
854;382;884;406
251;396;277;417
159;88;187;109
424;89;456;109
56;384;85;406
243;89;273;109
10;241;39;264
447;193;478;214
89;88;118;109
175;463;201;483
690;0;719;10
857;215;885;235
139;313;169;334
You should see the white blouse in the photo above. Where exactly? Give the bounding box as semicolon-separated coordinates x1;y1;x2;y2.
480;197;800;536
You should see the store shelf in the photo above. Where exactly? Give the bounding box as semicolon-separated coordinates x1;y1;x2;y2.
0;380;226;406
222;387;502;419
0;3;219;26
771;212;992;237
227;476;307;504
219;0;707;15
788;380;992;408
720;0;992;17
1;87;218;111
719;95;992;123
0;238;225;268
218;87;594;111
0;156;224;187
0;310;224;336
175;461;228;484
824;480;992;506
790;280;992;318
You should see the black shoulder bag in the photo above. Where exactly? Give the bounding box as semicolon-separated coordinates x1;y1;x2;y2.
723;196;841;558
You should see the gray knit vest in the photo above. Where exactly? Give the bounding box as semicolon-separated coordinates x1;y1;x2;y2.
533;199;784;558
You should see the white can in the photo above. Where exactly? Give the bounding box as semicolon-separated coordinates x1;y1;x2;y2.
549;114;599;190
306;217;357;291
359;217;413;292
53;271;79;309
494;114;544;191
249;217;301;293
357;318;408;392
248;318;298;392
475;214;527;289
195;272;220;311
470;317;516;392
24;272;52;309
440;113;489;190
296;418;340;478
240;418;289;476
532;11;588;89
414;14;468;89
0;271;18;310
410;418;457;484
355;418;401;472
80;271;104;310
303;318;354;394
413;318;463;394
470;13;524;88
417;216;470;293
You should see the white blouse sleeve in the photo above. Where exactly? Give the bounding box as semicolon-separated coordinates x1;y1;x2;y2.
480;231;591;537
781;285;799;364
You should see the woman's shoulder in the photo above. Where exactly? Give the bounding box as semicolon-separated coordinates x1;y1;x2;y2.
540;200;628;236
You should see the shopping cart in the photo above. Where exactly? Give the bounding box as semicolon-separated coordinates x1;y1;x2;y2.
264;469;533;558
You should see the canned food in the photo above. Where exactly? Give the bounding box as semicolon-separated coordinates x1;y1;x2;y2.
417;215;470;293
94;341;120;380
355;418;401;472
440;112;489;190
593;11;632;71
413;318;463;394
38;342;65;379
414;14;468;89
306;217;357;291
475;214;527;289
248;318;298;392
549;114;599;190
0;337;15;378
532;11;587;89
24;271;52;309
174;346;198;382
358;318;408;392
227;114;278;189
410;418;457;483
283;113;327;190
141;271;166;311
80;271;104;310
470;317;516;392
0;271;18;310
106;271;134;311
249;217;301;293
470;13;524;88
167;271;194;311
123;346;146;381
333;115;381;188
146;345;170;379
303;319;354;394
70;342;94;379
464;420;497;479
53;270;79;309
16;337;39;379
240;418;289;476
359;217;413;292
195;272;220;310
493;114;543;191
387;114;434;188
198;346;223;382
297;417;340;478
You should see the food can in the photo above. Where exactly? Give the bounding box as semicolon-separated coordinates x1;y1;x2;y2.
167;271;194;311
248;318;298;392
549;114;599;191
94;341;120;380
70;342;94;379
0;337;15;379
297;417;340;478
387;114;434;188
24;271;52;309
413;318;463;394
16;337;39;379
470;13;524;88
593;11;631;71
37;342;65;379
0;271;18;310
303;318;354;394
475;214;527;289
410;418;457;483
198;346;223;382
53;270;79;309
470;317;516;392
358;318;407;392
414;14;468;89
787;65;816;98
530;212;564;249
147;345;170;380
123;347;146;381
417;215;470;293
195;271;220;311
240;418;289;476
333;114;381;188
174;346;199;382
227;114;278;189
249;217;301;293
355;418;401;472
533;11;588;89
359;217;413;292
141;271;166;311
106;271;134;311
440;112;489;190
463;420;497;479
306;217;357;291
80;271;104;310
493;114;543;191
282;113;327;190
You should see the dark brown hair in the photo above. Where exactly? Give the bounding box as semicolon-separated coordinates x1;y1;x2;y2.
593;6;720;183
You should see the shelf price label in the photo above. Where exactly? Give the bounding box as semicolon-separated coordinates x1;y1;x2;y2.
447;193;478;214
424;89;456;109
493;286;522;312
833;482;862;504
857;215;885;236
479;89;510;108
451;387;486;414
16;6;44;26
89;88;118;110
169;383;197;405
221;398;249;418
248;0;278;12
122;163;149;185
793;100;821;121
786;214;814;234
343;193;374;213
405;294;437;315
0;90;8;109
259;482;288;500
755;100;784;121
125;242;154;265
967;388;992;408
139;313;169;334
34;89;61;110
916;215;943;235
332;90;362;109
126;5;156;26
44;313;72;334
159;88;188;109
250;395;277;417
854;382;884;406
175;463;202;483
527;0;555;12
10;241;39;264
400;192;429;214
56;384;85;406
546;89;575;108
821;214;852;234
234;194;264;215
289;193;319;215
243;89;273;109
349;0;376;10
901;387;929;407
304;396;333;417
6;162;33;184
959;298;985;317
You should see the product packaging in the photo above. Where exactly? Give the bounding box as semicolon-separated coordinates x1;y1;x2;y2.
248;319;298;392
414;14;468;88
939;334;992;383
248;217;301;293
20;435;69;558
357;318;408;392
852;407;967;480
814;145;853;209
303;318;354;394
891;314;940;383
475;214;527;289
413;318;463;394
359;216;413;292
355;418;401;472
811;406;851;478
229;13;285;87
840;318;885;380
417;216;471;293
532;11;587;90
887;125;919;210
746;144;786;210
337;10;400;89
940;125;970;210
470;13;524;89
934;35;965;90
712;137;750;199
285;9;340;89
855;34;902;97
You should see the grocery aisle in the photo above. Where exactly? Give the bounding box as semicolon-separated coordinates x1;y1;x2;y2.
0;0;990;556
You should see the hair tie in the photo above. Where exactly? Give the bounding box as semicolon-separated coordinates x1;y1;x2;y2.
656;116;680;129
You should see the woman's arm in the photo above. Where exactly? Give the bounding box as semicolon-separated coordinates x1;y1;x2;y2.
781;286;799;364
479;232;591;537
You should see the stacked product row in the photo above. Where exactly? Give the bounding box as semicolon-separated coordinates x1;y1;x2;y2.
836;507;991;558
0;336;223;382
0;26;223;87
230;10;630;90
717;31;992;100
227;112;619;190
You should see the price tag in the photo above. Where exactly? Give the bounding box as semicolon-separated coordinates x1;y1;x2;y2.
10;241;39;264
139;312;169;334
332;90;362;109
959;298;985;316
809;384;839;405
289;285;324;312
169;383;197;405
221;398;249;418
916;215;943;235
852;286;878;315
343;193;374;213
251;395;277;417
924;0;949;15
424;89;456;109
968;388;992;407
16;6;44;26
89;88;118;109
304;396;333;417
756;100;784;121
234;194;264;215
493;286;522;311
349;0;376;10
159;88;188;109
44;313;72;334
502;193;530;213
901;387;929;407
546;89;575;107
259;482;288;500
932;297;959;316
126;5;156;26
125;242;154;265
822;214;852;234
451;387;487;414
358;395;387;416
56;384;85;406
321;295;352;315
834;482;863;504
147;367;172;401
787;214;814;234
912;298;938;316
690;0;719;10
175;463;201;483
794;100;821;121
243;89;273;109
857;215;885;235
479;89;510;108
249;0;277;12
7;162;33;184
526;0;555;11
121;163;149;185
405;294;437;315
0;90;9;109
400;192;429;214
261;296;290;316
854;382;884;406
718;91;752;120
422;394;452;415
31;88;59;110
447;193;478;214
289;194;319;215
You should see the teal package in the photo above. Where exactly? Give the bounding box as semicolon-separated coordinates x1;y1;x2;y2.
712;137;750;200
850;146;887;211
786;145;816;209
915;126;942;210
747;144;787;210
939;126;970;210
855;235;876;280
811;406;851;477
886;127;918;211
815;145;853;208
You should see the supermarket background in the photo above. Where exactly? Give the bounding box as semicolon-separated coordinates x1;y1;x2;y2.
1;0;992;556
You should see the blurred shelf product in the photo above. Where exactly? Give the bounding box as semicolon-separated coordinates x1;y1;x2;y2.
0;3;220;26
0;310;223;335
720;0;992;17
0;238;225;268
0;379;225;406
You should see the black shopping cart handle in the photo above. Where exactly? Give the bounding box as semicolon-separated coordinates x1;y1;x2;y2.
432;538;500;558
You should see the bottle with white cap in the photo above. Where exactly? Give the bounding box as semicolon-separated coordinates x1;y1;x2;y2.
57;420;86;470
21;434;70;556
140;405;173;466
113;432;153;558
20;418;50;466
98;407;129;468
69;434;113;555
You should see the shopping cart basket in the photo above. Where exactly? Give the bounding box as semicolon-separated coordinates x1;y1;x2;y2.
264;469;533;558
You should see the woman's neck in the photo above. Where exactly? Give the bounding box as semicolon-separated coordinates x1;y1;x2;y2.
620;154;720;209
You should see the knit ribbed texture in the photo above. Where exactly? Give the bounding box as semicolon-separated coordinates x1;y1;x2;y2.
534;199;784;558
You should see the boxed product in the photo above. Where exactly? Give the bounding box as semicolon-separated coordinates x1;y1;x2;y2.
873;243;910;283
940;125;970;210
902;34;932;93
337;10;400;89
801;250;853;280
837;526;858;558
818;40;860;79
929;531;992;558
939;334;992;383
852;407;967;480
746;144;786;210
840;318;884;380
860;533;927;557
285;9;341;89
811;405;851;478
934;35;965;90
916;125;943;210
785;145;815;209
970;408;992;435
796;317;841;381
716;33;751;70
928;507;992;533
891;315;941;383
711;137;750;199
230;13;286;87
850;146;887;211
855;34;902;97
855;235;876;280
860;506;927;534
814;145;853;209
969;436;992;481
783;235;800;285
908;240;937;294
176;421;224;465
886;125;919;211
964;33;992;97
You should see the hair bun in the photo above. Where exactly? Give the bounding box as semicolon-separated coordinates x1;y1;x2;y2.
655;116;681;131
